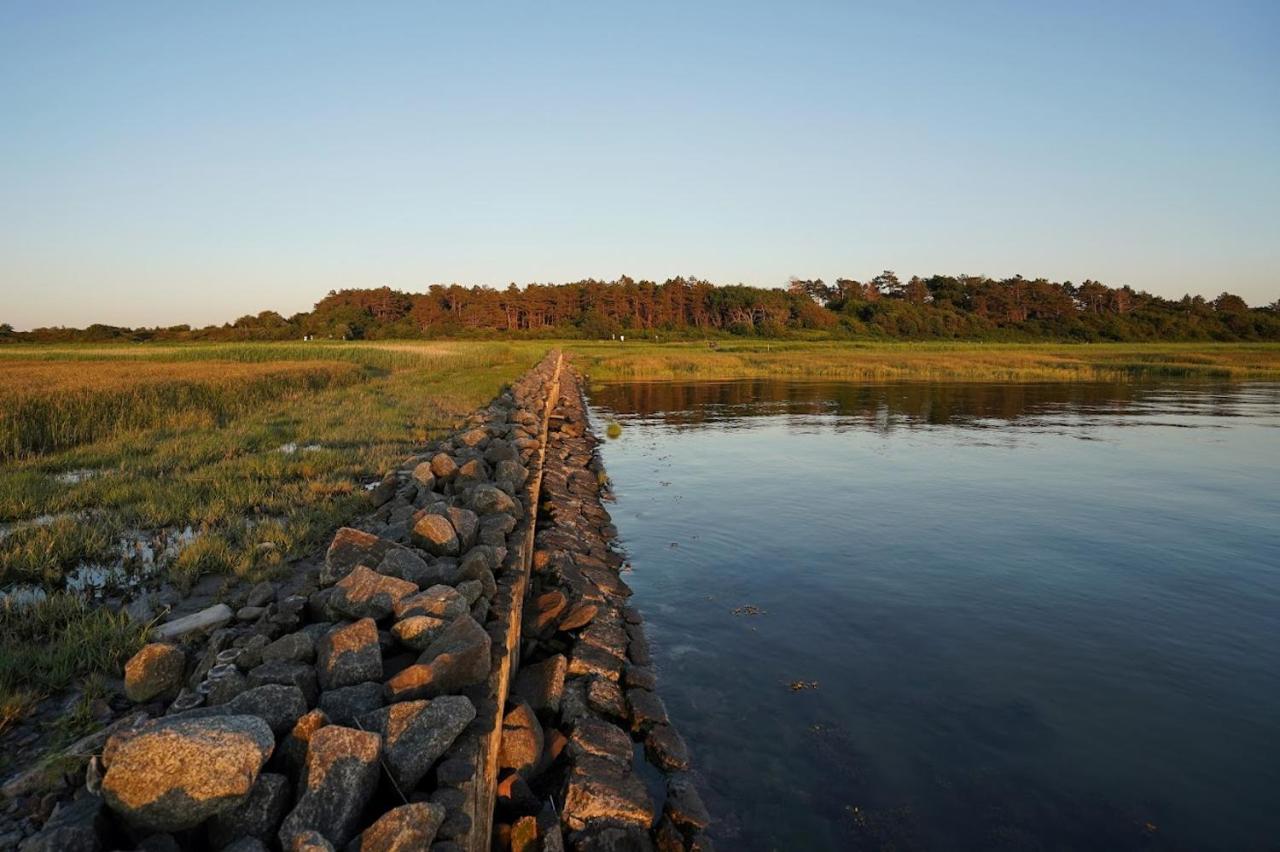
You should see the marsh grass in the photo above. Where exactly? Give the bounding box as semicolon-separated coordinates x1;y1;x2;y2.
570;340;1280;383
0;594;147;734
0;341;547;725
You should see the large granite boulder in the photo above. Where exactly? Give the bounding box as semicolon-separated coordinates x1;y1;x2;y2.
101;715;274;832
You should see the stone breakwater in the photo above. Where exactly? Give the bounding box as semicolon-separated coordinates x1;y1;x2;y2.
492;363;711;851
3;351;709;852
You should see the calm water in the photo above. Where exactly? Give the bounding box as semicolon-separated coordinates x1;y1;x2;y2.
586;380;1280;852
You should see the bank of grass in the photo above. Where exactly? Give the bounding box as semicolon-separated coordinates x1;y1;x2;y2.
569;340;1280;383
0;341;550;732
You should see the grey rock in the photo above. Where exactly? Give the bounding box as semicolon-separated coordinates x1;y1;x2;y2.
329;565;418;621
361;695;475;790
101;715;274;832
224;684;307;735
644;725;690;773
208;772;291;847
316;619;382;691
446;507;479;550
322;527;398;586
385;616;491;701
262;631;316;665
561;756;653;832
246;581;277;608
18;794;105;852
498;700;544;777
468;484;517;516
317;682;384;726
247;660;318;707
410;514;459;557
279;726;381;848
124;643;186;703
567;717;633;768
393;585;468;621
664;775;710;831
513;655;567;715
351;802;446;852
390;615;449;651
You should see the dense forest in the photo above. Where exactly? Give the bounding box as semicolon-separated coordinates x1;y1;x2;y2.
6;273;1279;343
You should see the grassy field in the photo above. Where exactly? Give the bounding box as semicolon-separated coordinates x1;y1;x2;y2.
0;341;550;736
568;340;1280;383
2;337;1277;739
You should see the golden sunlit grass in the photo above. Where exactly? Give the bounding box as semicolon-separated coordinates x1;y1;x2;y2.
0;341;551;726
569;340;1280;383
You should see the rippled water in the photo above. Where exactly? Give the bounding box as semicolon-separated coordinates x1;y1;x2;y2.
587;380;1280;852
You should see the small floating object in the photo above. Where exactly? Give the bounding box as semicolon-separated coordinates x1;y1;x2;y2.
789;680;820;692
605;422;622;439
732;605;765;616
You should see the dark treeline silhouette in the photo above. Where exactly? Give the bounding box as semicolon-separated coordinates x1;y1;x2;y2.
6;273;1279;343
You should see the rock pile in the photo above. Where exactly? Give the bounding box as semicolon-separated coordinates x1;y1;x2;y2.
492;364;712;851
14;352;564;852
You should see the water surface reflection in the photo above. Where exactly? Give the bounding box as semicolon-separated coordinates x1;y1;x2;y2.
589;380;1280;852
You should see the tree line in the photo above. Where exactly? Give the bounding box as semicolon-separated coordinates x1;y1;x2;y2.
6;273;1279;343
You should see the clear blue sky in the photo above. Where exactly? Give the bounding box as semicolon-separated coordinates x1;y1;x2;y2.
2;1;1276;329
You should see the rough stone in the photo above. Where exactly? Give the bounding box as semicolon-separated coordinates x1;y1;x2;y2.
353;802;447;852
566;717;633;768
262;631;316;665
411;461;437;491
561;756;654;832
391;614;450;651
362;695;476;791
223;684;307;736
323;527;397;586
394;585;468;621
279;725;381;849
329;565;418;621
664;775;711;831
429;452;458;480
316;618;382;691
626;689;669;734
16;794;105;852
559;603;599;633
526;591;568;635
469;484;517;516
410;513;460;557
567;644;624;682
280;709;328;777
644;725;691;773
498;700;544;776
585;677;626;720
101;714;274;832
317;682;384;726
377;548;435;586
124;643;186;703
446;506;480;550
385;615;491;700
512;654;567;715
623;666;656;692
290;830;335;851
208;772;291;847
247;661;319;707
